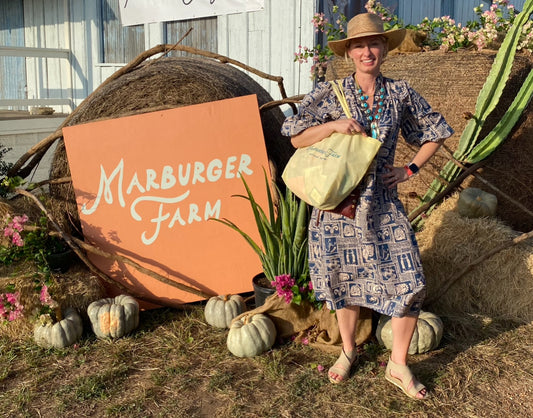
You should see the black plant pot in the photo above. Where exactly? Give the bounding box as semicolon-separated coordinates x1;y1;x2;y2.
252;272;276;308
45;248;74;273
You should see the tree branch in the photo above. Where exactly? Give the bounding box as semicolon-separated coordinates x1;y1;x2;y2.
16;188;214;306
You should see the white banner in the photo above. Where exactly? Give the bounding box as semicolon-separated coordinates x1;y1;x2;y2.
119;0;264;26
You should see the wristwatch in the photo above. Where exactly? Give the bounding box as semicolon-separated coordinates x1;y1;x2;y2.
404;162;419;177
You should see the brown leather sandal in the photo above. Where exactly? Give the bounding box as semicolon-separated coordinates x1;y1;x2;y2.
328;348;358;384
385;357;429;400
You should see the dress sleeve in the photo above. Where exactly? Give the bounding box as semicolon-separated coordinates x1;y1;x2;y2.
400;81;454;146
281;81;342;137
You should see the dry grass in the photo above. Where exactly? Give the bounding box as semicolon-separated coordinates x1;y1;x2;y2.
418;193;533;323
1;264;532;417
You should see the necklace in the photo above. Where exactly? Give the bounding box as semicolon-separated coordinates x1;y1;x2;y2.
354;77;386;139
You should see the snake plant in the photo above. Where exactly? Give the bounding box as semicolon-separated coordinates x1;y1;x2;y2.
412;0;533;226
212;170;309;284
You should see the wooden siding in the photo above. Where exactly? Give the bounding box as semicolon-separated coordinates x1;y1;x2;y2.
345;0;528;26
23;0;73;113
217;0;315;101
399;0;444;23
165;17;218;57
101;0;144;63
0;0;26;110
1;0;529;114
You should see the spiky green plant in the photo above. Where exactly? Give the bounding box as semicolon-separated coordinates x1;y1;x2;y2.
212;171;309;286
412;0;533;226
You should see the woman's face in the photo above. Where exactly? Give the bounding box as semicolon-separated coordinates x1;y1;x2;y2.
347;35;386;76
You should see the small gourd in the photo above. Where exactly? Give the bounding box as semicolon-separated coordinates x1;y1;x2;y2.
87;294;139;339
457;187;497;218
33;307;83;349
204;294;246;328
376;310;443;354
227;313;276;357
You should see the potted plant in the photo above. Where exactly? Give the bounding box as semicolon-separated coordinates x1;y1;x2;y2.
213;171;314;307
1;213;74;274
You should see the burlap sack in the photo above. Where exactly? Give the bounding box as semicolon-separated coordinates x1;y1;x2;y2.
235;294;373;354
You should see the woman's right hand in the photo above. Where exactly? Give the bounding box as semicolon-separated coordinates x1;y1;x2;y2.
291;118;367;148
332;118;367;136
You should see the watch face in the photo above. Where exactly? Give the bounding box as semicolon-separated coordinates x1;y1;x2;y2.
409;163;419;174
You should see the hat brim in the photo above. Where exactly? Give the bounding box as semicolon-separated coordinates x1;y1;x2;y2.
328;28;406;57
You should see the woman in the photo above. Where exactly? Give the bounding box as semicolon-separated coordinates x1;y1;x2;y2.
281;13;453;399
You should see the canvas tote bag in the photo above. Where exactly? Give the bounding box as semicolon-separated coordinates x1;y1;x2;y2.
282;80;382;210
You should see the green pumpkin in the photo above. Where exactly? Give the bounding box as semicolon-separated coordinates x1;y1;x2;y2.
227;313;276;357
33;307;83;349
87;294;139;339
457;187;497;218
376;310;443;354
204;294;246;329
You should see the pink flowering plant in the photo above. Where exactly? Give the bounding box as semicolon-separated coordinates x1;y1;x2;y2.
271;273;317;307
3;214;28;247
36;283;61;325
295;1;533;79
364;0;405;30
294;5;347;80
1;214;69;273
418;1;522;52
0;284;24;322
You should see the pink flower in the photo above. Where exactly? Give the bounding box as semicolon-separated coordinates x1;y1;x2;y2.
3;225;12;237
39;285;57;308
317;364;325;372
11;231;24;247
12;215;28;231
272;274;297;304
6;293;18;305
0;292;24;321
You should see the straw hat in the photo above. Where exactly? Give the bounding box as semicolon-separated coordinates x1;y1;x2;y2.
328;13;406;56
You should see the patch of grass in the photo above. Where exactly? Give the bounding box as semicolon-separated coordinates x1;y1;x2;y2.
55;363;130;403
0;301;531;417
208;369;234;392
254;349;288;381
289;367;326;398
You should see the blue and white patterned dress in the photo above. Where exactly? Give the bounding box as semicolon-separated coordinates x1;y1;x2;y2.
281;74;454;317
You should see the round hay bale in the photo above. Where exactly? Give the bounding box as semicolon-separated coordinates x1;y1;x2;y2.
49;56;295;232
327;50;533;230
417;193;533;323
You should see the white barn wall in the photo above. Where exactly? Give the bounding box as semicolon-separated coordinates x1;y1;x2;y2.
23;0;73;113
217;0;315;102
7;0;530;114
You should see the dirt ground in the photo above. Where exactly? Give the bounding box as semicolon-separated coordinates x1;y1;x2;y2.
0;263;532;417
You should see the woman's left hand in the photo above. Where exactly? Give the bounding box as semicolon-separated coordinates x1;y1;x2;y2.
383;164;409;188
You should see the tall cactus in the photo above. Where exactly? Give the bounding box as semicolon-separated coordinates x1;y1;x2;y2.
412;0;533;226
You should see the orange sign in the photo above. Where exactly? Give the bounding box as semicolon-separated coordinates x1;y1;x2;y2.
63;95;270;306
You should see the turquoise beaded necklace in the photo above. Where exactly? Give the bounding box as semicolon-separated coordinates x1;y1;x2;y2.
354;76;386;139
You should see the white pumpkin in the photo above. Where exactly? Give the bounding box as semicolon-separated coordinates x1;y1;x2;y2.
227;313;276;357
376;310;443;354
33;307;83;349
87;294;139;339
204;294;246;328
457;187;497;218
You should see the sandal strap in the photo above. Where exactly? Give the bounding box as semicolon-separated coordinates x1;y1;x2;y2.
386;357;427;399
329;348;358;380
